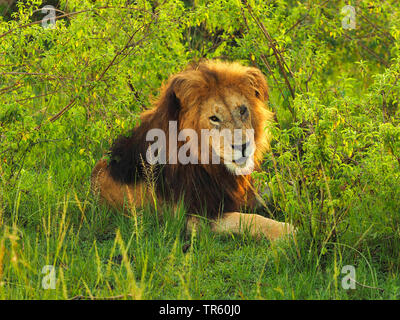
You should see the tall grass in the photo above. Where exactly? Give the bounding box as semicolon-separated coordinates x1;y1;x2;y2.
0;155;399;299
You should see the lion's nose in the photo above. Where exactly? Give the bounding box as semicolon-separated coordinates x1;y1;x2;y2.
232;142;249;157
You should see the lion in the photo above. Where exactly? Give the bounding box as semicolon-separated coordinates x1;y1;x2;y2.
91;60;294;241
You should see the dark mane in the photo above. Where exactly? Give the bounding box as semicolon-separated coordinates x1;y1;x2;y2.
108;73;181;184
108;115;256;218
160;164;255;218
108;128;255;218
107;60;270;219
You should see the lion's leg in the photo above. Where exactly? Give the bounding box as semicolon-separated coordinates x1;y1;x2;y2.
91;159;150;211
211;212;295;241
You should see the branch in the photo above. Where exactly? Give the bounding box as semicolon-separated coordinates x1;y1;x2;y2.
0;5;155;40
343;33;389;67
242;0;295;99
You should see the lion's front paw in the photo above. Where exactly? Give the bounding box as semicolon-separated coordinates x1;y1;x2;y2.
262;218;296;241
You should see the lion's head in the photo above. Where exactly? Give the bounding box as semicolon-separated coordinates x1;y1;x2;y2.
142;60;274;175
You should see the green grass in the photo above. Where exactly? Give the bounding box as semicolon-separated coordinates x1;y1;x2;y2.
1;146;400;300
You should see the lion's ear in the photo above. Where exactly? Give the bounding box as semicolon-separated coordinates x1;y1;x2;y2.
159;72;203;115
246;67;269;102
157;76;183;121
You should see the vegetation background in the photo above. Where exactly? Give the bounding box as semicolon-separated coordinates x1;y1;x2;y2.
0;0;399;299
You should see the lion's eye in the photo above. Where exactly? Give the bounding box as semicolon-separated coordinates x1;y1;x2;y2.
239;105;248;116
209;115;220;122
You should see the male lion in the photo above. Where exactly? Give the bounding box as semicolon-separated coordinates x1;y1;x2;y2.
91;60;294;241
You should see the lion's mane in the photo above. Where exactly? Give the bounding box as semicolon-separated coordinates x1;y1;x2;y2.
107;60;273;219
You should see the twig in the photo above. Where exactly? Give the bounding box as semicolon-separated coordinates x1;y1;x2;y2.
284;0;330;35
343;33;389;67
0;6;155;40
33;8;158;130
0;82;21;94
242;0;295;99
359;12;395;43
0;71;59;79
0;9;91;40
69;293;135;300
351;278;385;292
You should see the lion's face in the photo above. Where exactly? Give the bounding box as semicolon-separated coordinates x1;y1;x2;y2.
197;90;256;173
152;60;273;175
